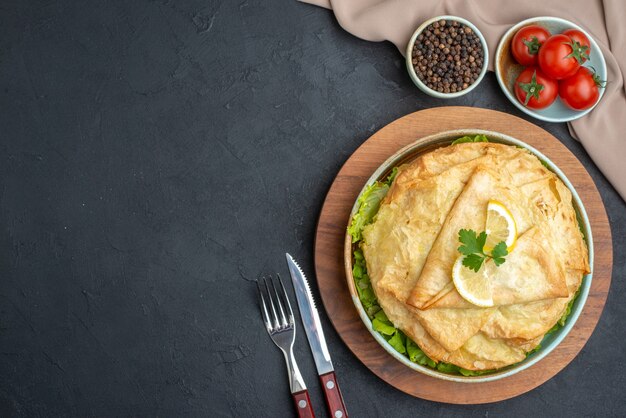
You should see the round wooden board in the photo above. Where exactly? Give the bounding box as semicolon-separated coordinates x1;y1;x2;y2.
314;106;612;404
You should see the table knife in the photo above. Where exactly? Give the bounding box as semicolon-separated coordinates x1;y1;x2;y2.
286;253;348;418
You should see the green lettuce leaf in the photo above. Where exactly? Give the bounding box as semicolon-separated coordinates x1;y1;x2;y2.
347;166;400;243
527;344;542;355
386;167;399;184
406;339;421;362
372;318;396;336
451;134;489;145
459;368;493;376
436;362;460;373
544;285;582;336
374;309;390;323
347;182;389;243
559;287;581;327
387;331;407;354
352;249;379;316
406;339;436;368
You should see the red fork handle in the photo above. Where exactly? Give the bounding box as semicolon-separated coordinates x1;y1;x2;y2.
320;371;348;418
292;390;315;418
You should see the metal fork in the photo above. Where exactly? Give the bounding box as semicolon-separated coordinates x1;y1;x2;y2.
257;275;315;418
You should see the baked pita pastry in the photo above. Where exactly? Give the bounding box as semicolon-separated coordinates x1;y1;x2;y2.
361;142;589;370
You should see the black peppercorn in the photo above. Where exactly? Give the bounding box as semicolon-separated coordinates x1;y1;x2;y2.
411;19;483;93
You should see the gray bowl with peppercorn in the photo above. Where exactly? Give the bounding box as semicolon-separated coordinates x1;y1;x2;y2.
406;16;489;98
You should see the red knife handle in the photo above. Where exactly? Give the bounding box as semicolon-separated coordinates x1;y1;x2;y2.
292;390;315;418
320;371;348;418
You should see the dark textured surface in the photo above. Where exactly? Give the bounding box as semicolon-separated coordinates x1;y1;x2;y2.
0;1;623;417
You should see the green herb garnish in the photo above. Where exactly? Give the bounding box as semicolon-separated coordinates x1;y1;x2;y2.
458;229;509;272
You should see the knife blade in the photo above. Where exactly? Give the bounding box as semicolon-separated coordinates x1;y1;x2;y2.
286;253;348;418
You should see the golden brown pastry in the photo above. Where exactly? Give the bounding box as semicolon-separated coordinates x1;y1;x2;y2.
361;142;589;370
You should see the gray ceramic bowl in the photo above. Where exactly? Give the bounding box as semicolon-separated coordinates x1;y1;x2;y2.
495;17;607;122
344;129;593;383
406;16;489;99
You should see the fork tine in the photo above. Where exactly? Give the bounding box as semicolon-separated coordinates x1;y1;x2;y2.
263;277;280;330
256;280;272;331
270;276;288;328
277;274;295;325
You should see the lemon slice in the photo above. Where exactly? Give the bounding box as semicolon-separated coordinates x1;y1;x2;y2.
452;255;493;307
483;199;517;252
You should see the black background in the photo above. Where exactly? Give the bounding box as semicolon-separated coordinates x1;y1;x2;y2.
1;1;624;417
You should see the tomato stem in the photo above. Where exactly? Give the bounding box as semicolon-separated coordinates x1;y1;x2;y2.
522;36;541;55
564;40;590;64
518;70;544;106
588;66;607;88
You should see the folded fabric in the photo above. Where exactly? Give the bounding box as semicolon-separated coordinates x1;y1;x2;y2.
301;0;626;201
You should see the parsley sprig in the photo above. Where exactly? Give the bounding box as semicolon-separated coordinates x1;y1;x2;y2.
458;229;508;272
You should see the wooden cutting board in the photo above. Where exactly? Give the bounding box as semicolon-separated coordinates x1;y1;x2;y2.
314;106;612;404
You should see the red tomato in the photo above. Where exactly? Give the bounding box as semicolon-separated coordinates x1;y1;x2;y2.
559;67;603;110
514;67;558;109
538;34;585;79
562;29;591;62
511;25;550;66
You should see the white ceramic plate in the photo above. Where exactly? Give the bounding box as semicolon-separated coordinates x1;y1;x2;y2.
344;129;593;383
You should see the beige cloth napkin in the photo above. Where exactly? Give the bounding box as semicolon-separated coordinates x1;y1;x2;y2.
302;0;626;201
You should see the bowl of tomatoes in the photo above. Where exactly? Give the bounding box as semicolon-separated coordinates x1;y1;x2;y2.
495;16;606;123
